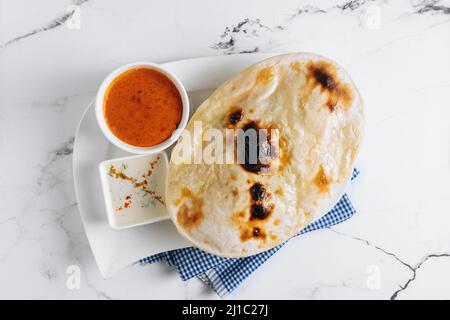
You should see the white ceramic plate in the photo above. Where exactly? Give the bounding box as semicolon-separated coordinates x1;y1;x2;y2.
73;53;352;278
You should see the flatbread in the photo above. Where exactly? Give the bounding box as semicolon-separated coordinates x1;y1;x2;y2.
166;53;364;257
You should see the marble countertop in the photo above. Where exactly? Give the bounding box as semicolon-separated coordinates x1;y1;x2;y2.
1;0;449;299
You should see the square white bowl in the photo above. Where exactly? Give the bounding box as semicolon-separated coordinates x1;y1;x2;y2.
98;153;169;230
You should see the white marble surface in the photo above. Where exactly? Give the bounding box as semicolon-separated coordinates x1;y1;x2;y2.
0;0;449;299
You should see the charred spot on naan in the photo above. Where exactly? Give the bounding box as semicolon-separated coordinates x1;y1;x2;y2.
230;182;276;243
238;121;280;175
306;60;354;112
249;183;266;201
231;210;268;242
248;182;274;220
313;165;332;193
252;227;262;237
310;61;337;91
256;66;274;85
250;203;274;220
240;226;267;242
176;188;204;230
222;107;244;128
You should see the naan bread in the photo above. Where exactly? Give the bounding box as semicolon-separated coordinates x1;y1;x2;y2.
166;53;364;257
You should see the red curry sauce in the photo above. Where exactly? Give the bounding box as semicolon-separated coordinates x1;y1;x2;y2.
104;67;183;147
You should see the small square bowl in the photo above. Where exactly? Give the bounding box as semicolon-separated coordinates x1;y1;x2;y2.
98;153;169;230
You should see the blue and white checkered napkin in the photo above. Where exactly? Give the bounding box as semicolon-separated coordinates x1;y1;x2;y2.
140;168;360;296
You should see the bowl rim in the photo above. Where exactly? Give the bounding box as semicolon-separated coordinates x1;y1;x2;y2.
95;61;190;155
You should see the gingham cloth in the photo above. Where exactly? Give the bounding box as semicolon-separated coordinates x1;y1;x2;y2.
140;168;360;296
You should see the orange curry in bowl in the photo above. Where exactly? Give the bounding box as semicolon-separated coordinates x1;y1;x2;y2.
103;67;183;147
